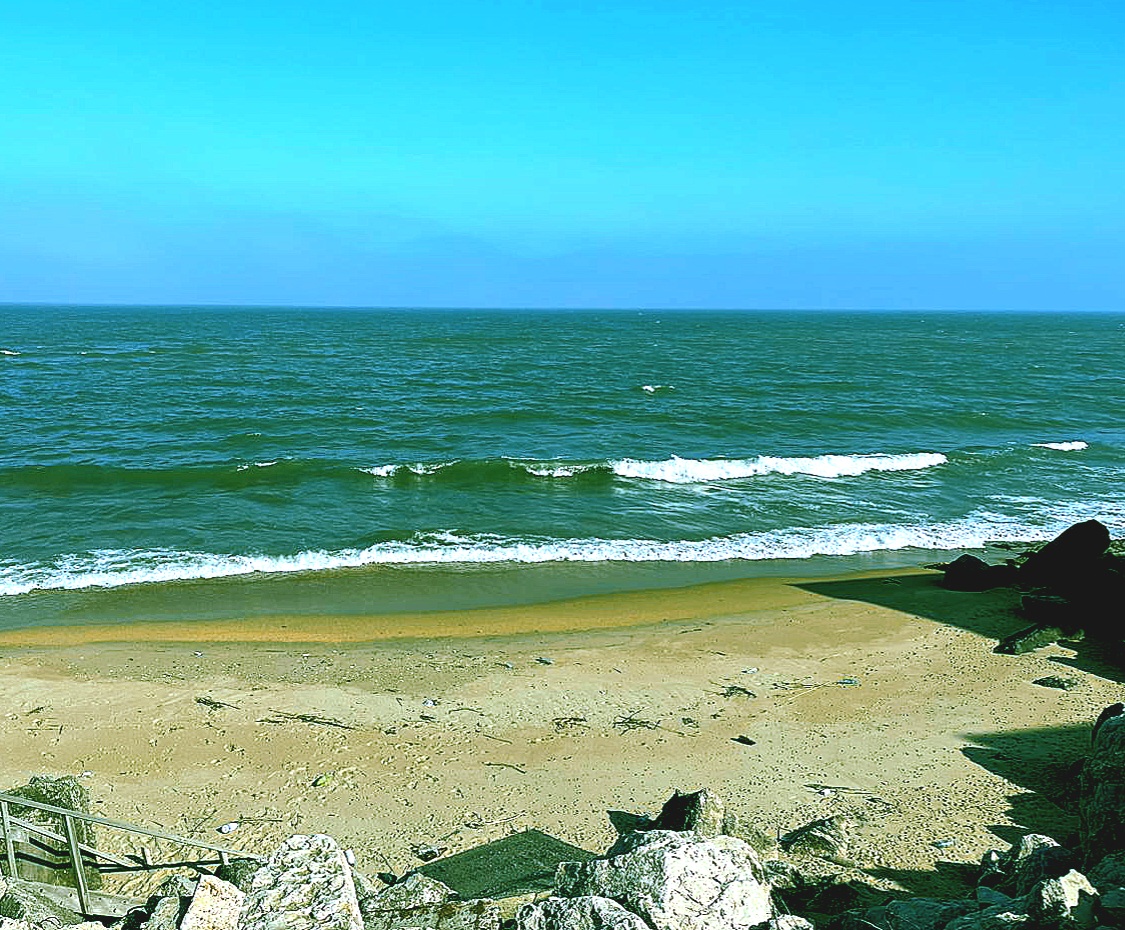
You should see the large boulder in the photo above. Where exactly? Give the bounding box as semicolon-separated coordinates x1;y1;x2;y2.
556;830;773;930
1018;521;1110;593
238;834;362;930
1079;707;1125;865
516;895;649;930
1025;870;1098;928
780;816;852;864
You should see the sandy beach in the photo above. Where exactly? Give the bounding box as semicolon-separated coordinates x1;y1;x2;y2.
0;569;1117;901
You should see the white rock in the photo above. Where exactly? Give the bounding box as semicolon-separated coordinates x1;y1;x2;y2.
556;830;773;930
237;833;362;930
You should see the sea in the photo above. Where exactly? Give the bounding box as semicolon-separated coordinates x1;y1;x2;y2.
1;306;1122;632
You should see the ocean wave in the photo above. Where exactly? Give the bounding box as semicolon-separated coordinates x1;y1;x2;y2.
359;461;458;478
1032;441;1088;452
4;507;1121;596
641;384;672;394
1;349;20;356
610;452;947;483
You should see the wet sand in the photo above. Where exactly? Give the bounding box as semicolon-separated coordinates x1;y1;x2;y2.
0;569;1115;899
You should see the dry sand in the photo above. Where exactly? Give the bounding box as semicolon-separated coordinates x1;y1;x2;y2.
0;569;1118;900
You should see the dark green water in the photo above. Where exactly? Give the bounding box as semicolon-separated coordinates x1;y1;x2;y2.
1;307;1122;628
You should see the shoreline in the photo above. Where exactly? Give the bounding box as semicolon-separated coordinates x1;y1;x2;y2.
1;567;1118;902
0;567;919;645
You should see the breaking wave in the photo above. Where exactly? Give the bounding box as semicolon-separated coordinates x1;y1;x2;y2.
4;505;1121;596
609;452;947;483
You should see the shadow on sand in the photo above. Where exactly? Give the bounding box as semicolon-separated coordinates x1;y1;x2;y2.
792;571;1115;900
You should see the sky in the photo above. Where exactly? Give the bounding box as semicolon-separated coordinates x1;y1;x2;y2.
1;0;1123;309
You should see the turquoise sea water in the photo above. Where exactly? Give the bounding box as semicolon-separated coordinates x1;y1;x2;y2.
1;306;1123;629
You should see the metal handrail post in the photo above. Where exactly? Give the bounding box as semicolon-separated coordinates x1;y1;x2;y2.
0;800;18;879
63;814;91;917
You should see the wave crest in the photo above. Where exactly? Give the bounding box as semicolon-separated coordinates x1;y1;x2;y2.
611;452;947;483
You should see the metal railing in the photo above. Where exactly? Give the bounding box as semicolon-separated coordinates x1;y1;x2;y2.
0;790;263;918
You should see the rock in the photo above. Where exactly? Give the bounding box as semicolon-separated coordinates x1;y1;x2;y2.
360;872;456;915
1026;870;1098;928
216;858;264;892
181;875;244;930
943;905;1031;930
1080;710;1125;864
1020;595;1079;631
994;624;1065;655
1087;851;1125;889
0;880;85;925
767;918;816;930
980;834;1078;896
1019;521;1111;592
1097;886;1125;923
362;898;501;930
721;813;778;858
146;896;189;930
650;789;726;837
831;897;975;930
977;887;1015;908
239;833;362;930
780;817;852;863
942;555;1015;592
787;876;891;920
556;830;773;930
516;895;649;930
1033;676;1080;691
155;874;200;899
3;775;102;889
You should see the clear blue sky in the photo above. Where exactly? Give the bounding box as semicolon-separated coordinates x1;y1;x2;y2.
1;0;1122;308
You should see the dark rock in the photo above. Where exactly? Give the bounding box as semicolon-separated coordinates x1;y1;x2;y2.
215;856;262;891
830;897;976;930
800;878;892;920
1091;704;1123;744
1020;595;1080;632
978;834;1078;897
994;624;1064;655
1087;851;1125;889
1033;676;1080;691
1080;709;1125;864
649;788;726;837
1019;521;1111;591
1098;886;1125;924
942;555;1016;592
360;872;456;916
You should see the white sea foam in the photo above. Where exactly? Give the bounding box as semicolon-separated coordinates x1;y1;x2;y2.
360;465;400;477
1032;441;1088;452
4;505;1122;597
611;452;947;483
235;460;279;472
641;384;672;394
0;349;20;356
523;463;596;478
360;462;453;477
